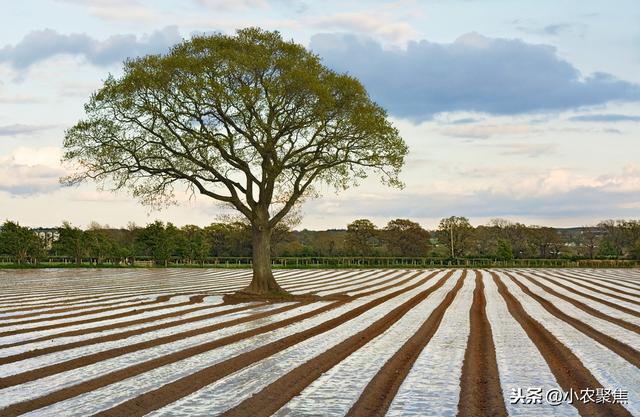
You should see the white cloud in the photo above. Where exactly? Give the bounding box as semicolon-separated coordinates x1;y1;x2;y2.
309;12;418;43
498;143;558;158
56;0;157;22
195;0;268;11
0;147;66;194
0;124;54;136
0;26;182;70
441;124;532;139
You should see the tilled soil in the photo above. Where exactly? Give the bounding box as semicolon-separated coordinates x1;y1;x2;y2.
0;268;638;417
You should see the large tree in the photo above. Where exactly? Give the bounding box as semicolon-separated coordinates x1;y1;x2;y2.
62;28;407;295
382;218;429;257
437;216;473;258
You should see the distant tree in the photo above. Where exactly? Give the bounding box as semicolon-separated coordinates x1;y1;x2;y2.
631;239;640;260
495;238;514;261
598;220;625;258
85;228;114;264
579;226;599;259
57;221;87;264
0;221;42;264
471;225;498;257
438;216;473;257
488;219;534;258
204;222;252;257
178;225;211;263
136;221;180;266
382;218;429;257
345;219;378;256
528;226;559;258
61;28;407;295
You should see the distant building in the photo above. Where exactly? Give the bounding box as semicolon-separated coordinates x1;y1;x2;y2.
32;228;60;250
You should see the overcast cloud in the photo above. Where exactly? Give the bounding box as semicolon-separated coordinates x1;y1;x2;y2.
0;26;182;69
311;32;640;121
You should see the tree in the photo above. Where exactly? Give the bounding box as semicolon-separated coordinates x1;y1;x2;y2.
438;216;473;258
345;219;378;256
61;28;407;296
85;228;114;264
495;239;514;261
178;225;211;264
57;221;87;264
382;218;429;257
528;226;559;258
598;220;625;258
136;221;180;266
204;222;253;257
579;226;599;259
0;221;42;264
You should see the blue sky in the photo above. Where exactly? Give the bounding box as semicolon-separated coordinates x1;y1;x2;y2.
1;0;639;229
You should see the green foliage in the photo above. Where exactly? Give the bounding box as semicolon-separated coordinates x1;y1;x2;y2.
382;218;429;257
437;216;474;257
495;239;514;260
345;219;378;256
135;221;180;266
62;28;407;230
56;222;87;264
0;221;43;263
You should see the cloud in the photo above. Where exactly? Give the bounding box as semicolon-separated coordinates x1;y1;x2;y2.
448;117;482;125
304;165;640;223
498;143;558;158
0;124;54;136
309;12;418;43
569;114;640;122
195;0;268;10
0;26;182;70
440;124;531;139
0;92;44;104
0;147;66;194
310;32;640;121
515;22;584;37
56;0;156;22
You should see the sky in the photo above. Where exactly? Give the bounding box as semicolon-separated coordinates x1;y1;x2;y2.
0;0;639;230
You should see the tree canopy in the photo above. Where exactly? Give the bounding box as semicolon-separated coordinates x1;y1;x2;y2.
61;28;408;295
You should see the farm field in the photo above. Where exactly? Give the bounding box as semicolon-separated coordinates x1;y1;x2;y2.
0;268;638;417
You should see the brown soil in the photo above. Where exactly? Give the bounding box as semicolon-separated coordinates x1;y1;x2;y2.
492;272;633;417
548;271;640;305
0;274;418;352
222;291;351;304
595;276;640;292
519;273;640;334
0;296;189;327
1;270;438;416
0;297;149;318
0;270;419;356
222;271;459;417
0;297;214;337
529;271;640;318
300;269;407;295
507;272;640;367
555;271;640;298
344;272;467;417
0;301;305;387
0;302;262;366
0;302;224;350
456;271;507;417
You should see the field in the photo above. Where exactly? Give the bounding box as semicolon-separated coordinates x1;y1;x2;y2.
0;268;638;417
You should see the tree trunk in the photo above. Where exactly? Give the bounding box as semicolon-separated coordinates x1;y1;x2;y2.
243;223;287;295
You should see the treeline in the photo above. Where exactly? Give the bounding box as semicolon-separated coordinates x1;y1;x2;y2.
0;217;639;265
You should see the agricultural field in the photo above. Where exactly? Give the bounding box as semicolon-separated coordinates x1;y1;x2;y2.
0;268;638;417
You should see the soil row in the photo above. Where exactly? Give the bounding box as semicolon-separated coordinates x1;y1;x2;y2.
0;270;437;415
492;271;633;417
